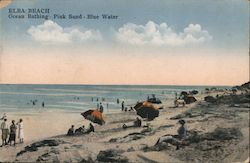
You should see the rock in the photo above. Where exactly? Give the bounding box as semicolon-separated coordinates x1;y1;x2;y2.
80;157;94;163
36;153;50;162
50;149;60;155
156;142;171;151
17;139;65;157
127;147;135;152
216;94;250;104
205;127;243;141
204;96;217;103
170;113;186;120
131;135;144;140
97;149;128;163
184;96;197;104
109;138;118;143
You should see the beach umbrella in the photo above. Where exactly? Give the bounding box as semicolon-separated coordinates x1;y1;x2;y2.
134;101;159;120
81;109;105;125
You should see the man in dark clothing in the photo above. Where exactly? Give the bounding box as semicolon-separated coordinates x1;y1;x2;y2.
8;120;17;146
121;101;124;111
67;125;75;136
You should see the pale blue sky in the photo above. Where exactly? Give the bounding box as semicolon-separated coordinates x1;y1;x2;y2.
0;0;249;85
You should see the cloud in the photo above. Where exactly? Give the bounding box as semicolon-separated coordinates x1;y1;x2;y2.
116;21;212;46
27;20;102;43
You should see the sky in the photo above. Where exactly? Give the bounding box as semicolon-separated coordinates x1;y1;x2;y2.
0;0;249;85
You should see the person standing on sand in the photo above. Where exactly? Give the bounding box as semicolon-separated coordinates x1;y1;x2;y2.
99;102;104;113
8;120;17;146
1;119;9;146
17;119;24;143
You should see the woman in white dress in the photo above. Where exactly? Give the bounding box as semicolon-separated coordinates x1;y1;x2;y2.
17;119;24;143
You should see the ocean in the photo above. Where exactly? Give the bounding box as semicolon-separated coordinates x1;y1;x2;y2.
0;84;229;113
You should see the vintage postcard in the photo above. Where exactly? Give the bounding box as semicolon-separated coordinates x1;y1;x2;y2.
0;0;249;162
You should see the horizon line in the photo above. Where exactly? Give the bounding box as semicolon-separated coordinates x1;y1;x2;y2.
0;83;240;87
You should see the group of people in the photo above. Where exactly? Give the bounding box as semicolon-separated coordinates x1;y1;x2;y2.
0;114;24;147
67;123;95;136
28;99;45;108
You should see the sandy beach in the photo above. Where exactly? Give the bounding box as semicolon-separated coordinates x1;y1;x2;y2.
0;83;249;162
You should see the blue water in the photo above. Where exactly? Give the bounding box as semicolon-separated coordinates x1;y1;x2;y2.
0;84;229;113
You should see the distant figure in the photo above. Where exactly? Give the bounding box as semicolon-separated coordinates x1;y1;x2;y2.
155;120;187;150
1;119;9;146
106;103;109;109
17;119;24;143
91;97;94;102
121;101;124;111
99;103;104;113
32;101;35;106
42;102;45;108
124;107;127;112
8;120;17;146
147;95;150;101
67;125;75;136
117;98;120;104
96;98;99;102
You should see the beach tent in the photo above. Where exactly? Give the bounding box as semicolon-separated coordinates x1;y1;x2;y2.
81;110;105;125
134;101;159;120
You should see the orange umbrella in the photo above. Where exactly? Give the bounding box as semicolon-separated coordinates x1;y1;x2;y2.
81;109;105;125
134;101;159;120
